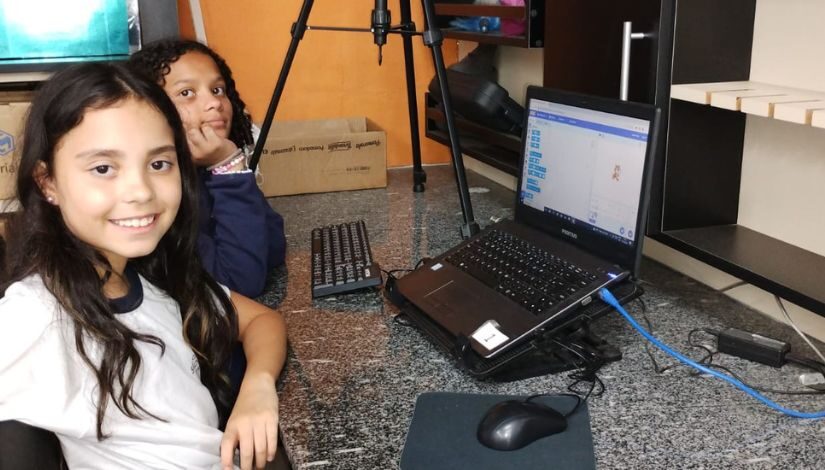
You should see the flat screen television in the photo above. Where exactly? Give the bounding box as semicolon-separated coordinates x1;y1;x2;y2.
0;0;176;75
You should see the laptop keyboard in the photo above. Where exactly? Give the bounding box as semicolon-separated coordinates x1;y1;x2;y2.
311;220;382;298
445;229;597;315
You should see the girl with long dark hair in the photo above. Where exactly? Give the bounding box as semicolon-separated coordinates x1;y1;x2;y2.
0;62;285;470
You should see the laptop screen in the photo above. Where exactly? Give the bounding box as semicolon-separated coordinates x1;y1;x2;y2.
515;87;660;275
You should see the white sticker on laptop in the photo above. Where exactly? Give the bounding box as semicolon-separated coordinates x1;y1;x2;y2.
430;263;443;271
471;320;509;351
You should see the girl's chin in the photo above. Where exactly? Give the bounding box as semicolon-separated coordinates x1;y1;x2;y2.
205;121;229;136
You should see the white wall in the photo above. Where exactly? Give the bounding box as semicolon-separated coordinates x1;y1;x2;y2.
739;0;825;257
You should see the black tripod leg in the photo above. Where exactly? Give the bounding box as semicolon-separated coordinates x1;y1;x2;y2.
249;0;314;172
419;0;480;238
399;0;426;192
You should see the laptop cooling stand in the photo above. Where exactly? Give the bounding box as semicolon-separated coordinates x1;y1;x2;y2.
386;276;642;382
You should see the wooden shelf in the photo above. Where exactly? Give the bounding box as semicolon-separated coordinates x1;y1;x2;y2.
427;128;520;175
812;110;825;128
424;93;521;176
441;29;528;47
656;2;825;318
433;1;544;48
434;4;527;19
671;81;825;127
0;71;50;84
424;2;543;168
653;225;825;315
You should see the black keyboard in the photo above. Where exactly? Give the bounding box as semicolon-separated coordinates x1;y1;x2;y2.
445;229;597;315
311;220;382;298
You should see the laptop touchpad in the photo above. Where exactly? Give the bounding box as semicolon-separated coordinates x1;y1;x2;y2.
423;281;479;332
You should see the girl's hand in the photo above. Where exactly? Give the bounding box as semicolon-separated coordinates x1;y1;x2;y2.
220;373;279;470
186;124;240;168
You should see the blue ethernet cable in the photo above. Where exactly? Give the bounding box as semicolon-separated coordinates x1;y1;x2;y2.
598;288;825;419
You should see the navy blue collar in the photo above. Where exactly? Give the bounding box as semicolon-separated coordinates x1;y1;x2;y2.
109;265;144;314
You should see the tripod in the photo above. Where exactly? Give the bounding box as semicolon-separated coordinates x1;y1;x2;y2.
248;0;480;238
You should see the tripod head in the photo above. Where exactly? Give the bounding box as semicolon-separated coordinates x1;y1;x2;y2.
371;0;391;65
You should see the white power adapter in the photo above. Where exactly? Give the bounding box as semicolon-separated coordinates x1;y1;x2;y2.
799;372;825;391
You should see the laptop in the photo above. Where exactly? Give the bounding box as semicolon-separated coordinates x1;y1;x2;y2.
395;86;661;359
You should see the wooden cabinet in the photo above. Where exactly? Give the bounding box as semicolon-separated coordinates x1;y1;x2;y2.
429;0;825;317
425;1;546;174
547;0;825;317
425;1;825;318
425;0;669;175
653;0;825;316
542;0;663;105
539;1;672;233
536;1;825;316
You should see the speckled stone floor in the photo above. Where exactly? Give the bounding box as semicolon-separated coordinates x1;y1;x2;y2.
258;166;825;470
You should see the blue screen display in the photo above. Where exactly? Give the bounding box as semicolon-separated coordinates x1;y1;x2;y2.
0;0;131;65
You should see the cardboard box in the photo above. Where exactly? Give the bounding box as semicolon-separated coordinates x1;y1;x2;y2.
0;92;32;201
257;117;387;197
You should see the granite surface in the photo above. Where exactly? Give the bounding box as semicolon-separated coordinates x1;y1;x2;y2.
258;166;825;470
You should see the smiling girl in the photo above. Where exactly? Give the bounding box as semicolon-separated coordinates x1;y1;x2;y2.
0;62;285;470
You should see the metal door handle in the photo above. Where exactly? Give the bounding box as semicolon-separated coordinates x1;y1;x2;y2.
620;21;650;101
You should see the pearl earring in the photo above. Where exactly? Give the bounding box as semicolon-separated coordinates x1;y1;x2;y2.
46;196;54;204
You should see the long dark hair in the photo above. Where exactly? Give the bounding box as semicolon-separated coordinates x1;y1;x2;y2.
128;39;254;150
2;62;238;439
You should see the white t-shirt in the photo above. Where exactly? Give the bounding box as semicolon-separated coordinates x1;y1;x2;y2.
0;270;235;469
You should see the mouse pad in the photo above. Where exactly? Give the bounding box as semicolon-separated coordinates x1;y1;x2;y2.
400;392;596;470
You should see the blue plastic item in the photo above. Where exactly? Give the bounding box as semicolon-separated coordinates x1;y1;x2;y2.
449;16;501;33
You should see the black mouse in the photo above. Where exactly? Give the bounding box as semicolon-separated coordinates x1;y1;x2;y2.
477;399;568;451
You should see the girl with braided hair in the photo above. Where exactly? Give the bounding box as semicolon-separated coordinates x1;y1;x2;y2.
129;39;286;300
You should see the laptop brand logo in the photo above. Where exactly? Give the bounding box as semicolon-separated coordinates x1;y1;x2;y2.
561;228;578;240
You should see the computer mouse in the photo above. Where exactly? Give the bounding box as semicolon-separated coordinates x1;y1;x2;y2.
477;399;568;451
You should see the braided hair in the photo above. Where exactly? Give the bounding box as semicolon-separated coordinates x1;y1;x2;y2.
128;39;254;150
